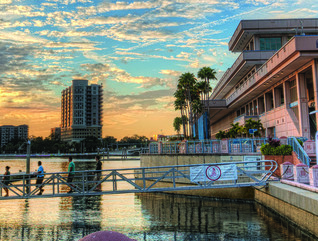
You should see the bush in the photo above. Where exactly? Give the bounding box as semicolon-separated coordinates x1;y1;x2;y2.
297;139;303;147
260;143;292;155
268;136;280;147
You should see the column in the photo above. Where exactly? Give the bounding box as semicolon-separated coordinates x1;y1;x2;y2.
297;72;310;139
283;81;291;107
312;59;318;125
273;88;277;109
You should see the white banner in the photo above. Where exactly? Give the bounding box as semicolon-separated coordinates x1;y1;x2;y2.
190;164;237;182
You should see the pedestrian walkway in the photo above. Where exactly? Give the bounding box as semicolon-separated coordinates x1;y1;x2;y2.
0;160;277;200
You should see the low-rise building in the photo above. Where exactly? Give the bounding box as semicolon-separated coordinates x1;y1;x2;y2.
208;18;318;139
0;125;29;146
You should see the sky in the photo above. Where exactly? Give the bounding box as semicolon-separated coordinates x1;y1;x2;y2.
1;0;318;140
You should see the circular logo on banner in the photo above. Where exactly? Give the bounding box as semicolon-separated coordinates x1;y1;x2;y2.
206;166;221;181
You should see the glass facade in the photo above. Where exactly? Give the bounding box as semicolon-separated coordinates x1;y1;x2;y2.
260;37;282;50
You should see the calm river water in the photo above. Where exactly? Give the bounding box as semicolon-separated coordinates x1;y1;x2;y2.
0;157;315;241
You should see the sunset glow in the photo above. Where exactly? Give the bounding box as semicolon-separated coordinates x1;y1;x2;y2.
1;0;317;139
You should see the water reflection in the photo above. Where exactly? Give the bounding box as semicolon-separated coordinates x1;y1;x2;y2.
136;193;316;241
0;158;316;240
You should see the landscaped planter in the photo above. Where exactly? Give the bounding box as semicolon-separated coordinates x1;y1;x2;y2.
264;155;293;177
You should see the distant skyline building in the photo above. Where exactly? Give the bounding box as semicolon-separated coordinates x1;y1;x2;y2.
0;125;29;146
207;18;318;139
51;127;61;140
61;79;103;142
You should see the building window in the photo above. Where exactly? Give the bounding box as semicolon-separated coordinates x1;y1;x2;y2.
260;37;282;51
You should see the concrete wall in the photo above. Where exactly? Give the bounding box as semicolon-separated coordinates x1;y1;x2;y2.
135;179;255;200
140;155;318;238
260;105;300;138
211;112;236;137
255;182;318;237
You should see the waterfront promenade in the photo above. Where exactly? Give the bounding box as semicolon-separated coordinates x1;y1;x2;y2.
0;157;316;240
141;139;318;239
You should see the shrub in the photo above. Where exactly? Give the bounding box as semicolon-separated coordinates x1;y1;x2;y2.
297;139;303;147
260;143;292;155
268;136;280;147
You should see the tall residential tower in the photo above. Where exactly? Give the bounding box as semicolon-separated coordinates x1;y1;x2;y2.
61;79;103;142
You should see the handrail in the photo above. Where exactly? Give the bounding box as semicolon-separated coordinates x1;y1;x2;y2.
149;138;268;155
287;137;311;166
0;160;278;200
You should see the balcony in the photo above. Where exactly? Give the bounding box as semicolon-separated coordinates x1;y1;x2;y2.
212;50;275;99
226;36;318;107
202;99;226;109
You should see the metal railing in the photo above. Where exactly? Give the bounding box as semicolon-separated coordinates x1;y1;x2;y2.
287;136;311;166
0;160;277;200
150;138;268;155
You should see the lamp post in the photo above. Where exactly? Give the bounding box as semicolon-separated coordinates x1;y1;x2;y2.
309;110;318;165
26;139;31;193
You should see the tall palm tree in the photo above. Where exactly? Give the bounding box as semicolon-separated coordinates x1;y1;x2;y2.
174;89;187;137
175;72;199;138
197;67;217;139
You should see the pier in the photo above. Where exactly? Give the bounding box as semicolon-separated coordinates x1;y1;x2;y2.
0;160;277;200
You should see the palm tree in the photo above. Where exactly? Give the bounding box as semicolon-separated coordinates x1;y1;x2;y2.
244;119;264;137
192;98;203;138
197;67;216;139
175;72;198;138
174;89;187;137
173;117;183;138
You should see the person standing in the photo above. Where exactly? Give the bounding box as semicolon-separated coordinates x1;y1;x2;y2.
3;166;10;197
35;161;44;195
94;155;102;191
67;156;75;193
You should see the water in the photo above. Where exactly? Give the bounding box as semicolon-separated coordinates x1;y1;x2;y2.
0;158;315;241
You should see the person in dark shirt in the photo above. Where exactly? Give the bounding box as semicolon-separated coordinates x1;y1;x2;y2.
94;155;102;191
3;166;10;197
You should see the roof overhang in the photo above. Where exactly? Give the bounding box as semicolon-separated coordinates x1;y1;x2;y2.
210;36;318;124
229;19;318;52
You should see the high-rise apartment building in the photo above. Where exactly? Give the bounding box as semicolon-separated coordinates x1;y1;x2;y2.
61;79;103;142
0;125;29;146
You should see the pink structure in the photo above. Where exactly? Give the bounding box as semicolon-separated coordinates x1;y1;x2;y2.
281;162;294;180
294;163;310;184
309;165;318;187
208;19;318;140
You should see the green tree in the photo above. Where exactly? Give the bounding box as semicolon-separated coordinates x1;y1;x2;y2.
82;136;102;152
197;67;217;139
174;72;201;138
215;130;227;140
244;119;264;137
173;117;183;138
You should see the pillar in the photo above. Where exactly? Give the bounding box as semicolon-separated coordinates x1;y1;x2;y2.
312;59;318;125
283;81;291;107
296;72;310;139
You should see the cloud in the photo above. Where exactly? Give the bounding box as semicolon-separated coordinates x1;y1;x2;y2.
0;30;48;43
81;63;170;88
160;70;182;77
98;1;159;12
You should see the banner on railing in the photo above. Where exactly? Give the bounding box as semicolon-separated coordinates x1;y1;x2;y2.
190;164;237;182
